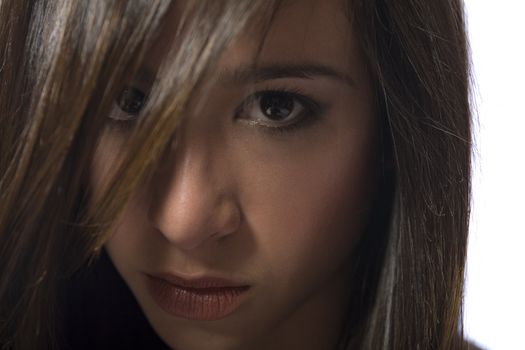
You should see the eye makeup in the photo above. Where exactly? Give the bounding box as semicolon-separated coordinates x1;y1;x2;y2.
114;87;148;119
108;83;327;136
233;86;326;135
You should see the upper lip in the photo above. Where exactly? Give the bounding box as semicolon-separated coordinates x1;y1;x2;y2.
146;272;250;289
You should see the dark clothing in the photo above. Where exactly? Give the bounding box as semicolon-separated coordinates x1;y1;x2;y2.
61;249;169;350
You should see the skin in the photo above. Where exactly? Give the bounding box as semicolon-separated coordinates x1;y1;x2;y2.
91;0;378;349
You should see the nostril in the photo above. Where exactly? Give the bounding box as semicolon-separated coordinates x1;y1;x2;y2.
213;197;242;236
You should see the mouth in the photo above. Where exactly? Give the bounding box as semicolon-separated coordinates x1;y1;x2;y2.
144;272;251;321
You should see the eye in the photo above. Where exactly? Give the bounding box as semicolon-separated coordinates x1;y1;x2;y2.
110;86;147;121
235;89;323;133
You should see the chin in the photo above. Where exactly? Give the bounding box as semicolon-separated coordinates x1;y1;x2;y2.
139;304;264;350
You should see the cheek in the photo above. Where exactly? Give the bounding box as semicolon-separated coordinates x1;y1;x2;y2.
102;186;161;271
89;130;126;204
238;128;377;287
89;132;155;269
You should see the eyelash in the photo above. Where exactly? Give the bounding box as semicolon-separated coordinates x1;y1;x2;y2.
107;87;147;130
110;86;325;135
234;87;324;135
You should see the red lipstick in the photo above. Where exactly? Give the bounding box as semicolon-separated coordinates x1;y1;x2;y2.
145;273;250;321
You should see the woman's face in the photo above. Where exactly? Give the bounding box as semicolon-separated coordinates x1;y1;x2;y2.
91;0;377;349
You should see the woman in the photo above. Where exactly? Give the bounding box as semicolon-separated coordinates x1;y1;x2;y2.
0;0;472;349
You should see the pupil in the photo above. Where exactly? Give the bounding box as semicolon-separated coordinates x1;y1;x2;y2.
117;87;145;115
260;93;294;120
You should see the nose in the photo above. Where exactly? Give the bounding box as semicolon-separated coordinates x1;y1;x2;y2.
148;125;241;251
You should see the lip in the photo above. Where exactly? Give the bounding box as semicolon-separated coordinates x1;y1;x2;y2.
144;272;251;321
149;272;249;289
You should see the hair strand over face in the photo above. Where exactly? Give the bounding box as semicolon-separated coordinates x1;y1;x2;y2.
0;1;472;349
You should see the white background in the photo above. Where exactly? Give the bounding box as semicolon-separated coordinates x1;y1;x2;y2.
463;1;525;349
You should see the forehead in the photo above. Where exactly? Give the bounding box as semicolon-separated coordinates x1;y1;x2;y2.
222;0;360;78
254;0;352;62
145;0;364;86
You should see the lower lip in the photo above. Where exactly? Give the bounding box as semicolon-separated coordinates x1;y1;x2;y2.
145;275;250;321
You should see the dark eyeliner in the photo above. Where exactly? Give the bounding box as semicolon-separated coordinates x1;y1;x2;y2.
235;87;325;135
108;86;148;130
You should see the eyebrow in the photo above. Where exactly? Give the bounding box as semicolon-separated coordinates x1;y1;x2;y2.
217;63;357;89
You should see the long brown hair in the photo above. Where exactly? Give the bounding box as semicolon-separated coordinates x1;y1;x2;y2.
345;1;471;349
0;1;471;349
